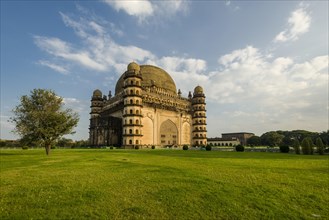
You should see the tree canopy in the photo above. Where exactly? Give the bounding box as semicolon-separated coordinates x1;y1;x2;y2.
11;89;79;155
260;131;284;147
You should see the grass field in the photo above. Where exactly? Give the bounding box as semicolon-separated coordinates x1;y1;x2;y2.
1;149;328;219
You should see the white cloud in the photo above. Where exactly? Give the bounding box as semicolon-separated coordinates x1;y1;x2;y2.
37;60;70;74
274;4;311;42
103;0;189;24
0;114;16;140
204;45;328;134
35;12;157;75
63;98;88;113
104;0;153;21
34;36;107;72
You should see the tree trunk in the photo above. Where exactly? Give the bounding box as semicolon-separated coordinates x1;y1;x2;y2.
45;144;51;156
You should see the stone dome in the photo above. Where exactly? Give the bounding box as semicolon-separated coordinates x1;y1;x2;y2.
93;89;102;97
127;62;140;72
194;86;203;94
115;65;177;95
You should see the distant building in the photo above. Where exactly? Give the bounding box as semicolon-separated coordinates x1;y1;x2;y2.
207;137;240;146
221;132;254;146
89;62;207;148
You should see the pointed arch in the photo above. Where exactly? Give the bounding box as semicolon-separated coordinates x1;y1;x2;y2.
159;119;178;146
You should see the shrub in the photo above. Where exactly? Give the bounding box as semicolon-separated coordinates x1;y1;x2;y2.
134;146;139;150
292;139;300;154
110;146;113;150
22;146;28;150
301;137;313;155
51;146;56;149
235;145;244;152
183;145;188;150
279;145;290;153
206;145;212;151
151;145;155;149
316;137;324;155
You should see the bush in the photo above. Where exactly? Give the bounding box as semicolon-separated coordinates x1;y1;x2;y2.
279;145;290;153
301;137;313;155
110;146;113;150
22;146;28;150
292;139;300;154
316;137;325;155
151;145;155;149
183;145;188;150
134;146;139;150
235;145;244;152
51;146;56;149
206;145;212;151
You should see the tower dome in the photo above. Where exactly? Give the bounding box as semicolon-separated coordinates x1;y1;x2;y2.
194;86;203;94
127;62;140;72
92;89;102;98
115;65;177;95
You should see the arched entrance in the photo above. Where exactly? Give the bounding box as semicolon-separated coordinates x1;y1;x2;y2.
159;119;178;146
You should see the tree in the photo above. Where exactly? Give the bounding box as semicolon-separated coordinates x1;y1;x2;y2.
319;130;329;146
247;136;261;146
292;139;300;154
301;137;313;155
260;131;284;147
316;137;325;155
11;89;79;155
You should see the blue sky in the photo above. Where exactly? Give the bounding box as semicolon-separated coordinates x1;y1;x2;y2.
1;1;328;141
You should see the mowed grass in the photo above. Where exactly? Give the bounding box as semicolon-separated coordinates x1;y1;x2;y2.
1;149;328;219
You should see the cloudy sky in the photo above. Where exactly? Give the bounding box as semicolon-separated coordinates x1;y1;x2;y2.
1;1;328;140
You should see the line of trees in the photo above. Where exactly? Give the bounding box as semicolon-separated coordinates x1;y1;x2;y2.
247;130;328;155
0;138;89;149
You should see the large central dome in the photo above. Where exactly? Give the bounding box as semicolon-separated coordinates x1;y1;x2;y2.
115;64;177;95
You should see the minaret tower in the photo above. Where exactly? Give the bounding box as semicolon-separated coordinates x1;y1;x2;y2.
90;89;104;146
192;86;207;146
122;62;143;148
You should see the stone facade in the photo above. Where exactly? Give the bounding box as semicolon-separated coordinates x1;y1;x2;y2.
89;62;207;148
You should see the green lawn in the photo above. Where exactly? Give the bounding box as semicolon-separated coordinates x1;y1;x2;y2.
1;149;328;219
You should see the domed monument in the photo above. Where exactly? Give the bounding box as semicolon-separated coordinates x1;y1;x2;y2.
89;62;207;148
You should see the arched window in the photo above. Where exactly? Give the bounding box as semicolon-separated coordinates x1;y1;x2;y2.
136;129;139;134
136;140;139;144
124;119;127;124
124;129;126;134
136;81;139;85
136;100;139;104
129;140;132;145
136;119;139;124
136;90;139;95
130;80;133;85
130;99;133;104
130;109;133;114
129;119;133;124
129;129;132;134
130;89;133;95
136;110;139;114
